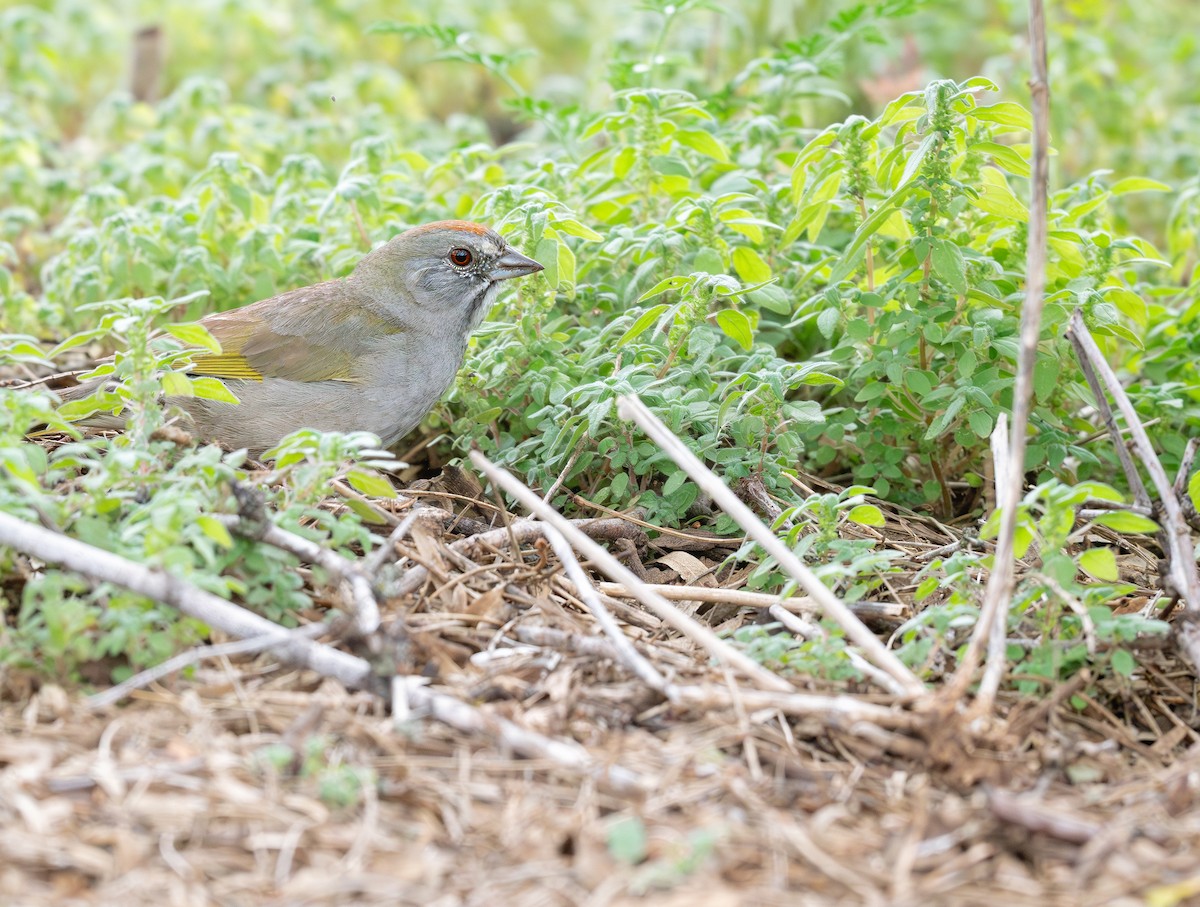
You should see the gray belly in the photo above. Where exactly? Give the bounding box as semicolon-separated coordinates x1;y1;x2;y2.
177;374;448;453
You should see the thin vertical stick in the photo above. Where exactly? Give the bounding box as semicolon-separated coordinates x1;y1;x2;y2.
947;0;1050;711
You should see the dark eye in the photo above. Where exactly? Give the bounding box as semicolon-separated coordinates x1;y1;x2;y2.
449;247;473;267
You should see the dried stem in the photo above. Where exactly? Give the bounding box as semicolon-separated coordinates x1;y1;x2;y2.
0;512;374;692
947;0;1050;713
470;450;795;693
615;394;925;697
542;525;671;695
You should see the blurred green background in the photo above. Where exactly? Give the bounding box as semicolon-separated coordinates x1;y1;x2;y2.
5;0;1200;238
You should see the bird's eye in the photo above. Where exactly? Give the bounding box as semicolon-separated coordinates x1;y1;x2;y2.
449;247;473;267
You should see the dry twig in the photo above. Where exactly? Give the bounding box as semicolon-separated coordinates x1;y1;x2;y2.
0;511;374;691
470;449;795;693
615;394;924;697
949;0;1050;713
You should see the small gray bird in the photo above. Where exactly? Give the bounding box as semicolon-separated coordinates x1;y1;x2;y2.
61;221;543;453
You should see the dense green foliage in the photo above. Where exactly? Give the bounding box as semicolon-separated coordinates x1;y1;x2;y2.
1;0;1193;684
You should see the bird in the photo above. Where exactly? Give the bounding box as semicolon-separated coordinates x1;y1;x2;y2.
58;220;543;453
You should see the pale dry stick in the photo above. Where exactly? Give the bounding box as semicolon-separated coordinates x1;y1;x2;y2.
542;525;671;695
948;0;1051;713
216;513;380;635
364;510;421;576
0;512;374;691
1067;310;1200;609
394;676;645;795
767;604;909;696
615;395;924;697
1072;363;1153;513
986;787;1099;844
470;450;795;693
667;685;920;729
596;581;905;621
979;413;1013;705
542;441;584;503
87;624;327;710
514;625;624;658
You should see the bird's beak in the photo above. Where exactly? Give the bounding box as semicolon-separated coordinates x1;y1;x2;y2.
489;249;545;281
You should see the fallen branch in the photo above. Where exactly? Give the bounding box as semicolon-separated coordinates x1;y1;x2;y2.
394;677;646;796
0;511;375;692
596;581;905;622
615;394;925;698
470;450;796;693
86;624;328;710
1066;310;1200;668
1066;313;1200;613
542;525;671;695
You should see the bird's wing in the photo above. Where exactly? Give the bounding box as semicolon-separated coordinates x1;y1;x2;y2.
188;281;403;384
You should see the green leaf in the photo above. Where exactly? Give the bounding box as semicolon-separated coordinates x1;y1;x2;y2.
345;497;390;525
617;304;670;346
828;185;914;284
732;246;772;284
967;168;1028;219
552;219;603;241
535;237;559;288
970;101;1033;131
904;370;932;397
161;371;193;397
662;470;686;496
190;377;241;404
1034;358;1060;401
1110;648;1136;677
166;322;223;353
847;504;885;527
930;239;967;295
968;410;993;438
715;309;753;350
1078;547;1118;582
638;276;689;302
674;129;730;162
346;467;397;499
970;141;1031;177
1091;511;1159;534
196;515;234;549
1189;471;1200;513
607;816;647;865
1108;177;1171;195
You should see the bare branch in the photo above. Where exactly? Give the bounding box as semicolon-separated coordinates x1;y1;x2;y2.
542;524;672;695
615;394;925;697
948;0;1051;712
470;450;796;693
0;512;375;692
596;582;905;621
395;677;646;795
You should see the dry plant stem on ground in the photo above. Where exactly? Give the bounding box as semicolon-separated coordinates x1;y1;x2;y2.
215;513;381;636
614;394;926;698
0;511;374;691
540;525;671;694
948;0;1051;715
1065;311;1200;672
1066;309;1200;612
469;450;796;693
86;625;328;709
393;677;646;796
595;582;905;621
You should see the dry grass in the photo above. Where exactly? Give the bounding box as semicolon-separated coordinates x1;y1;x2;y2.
3;459;1200;906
